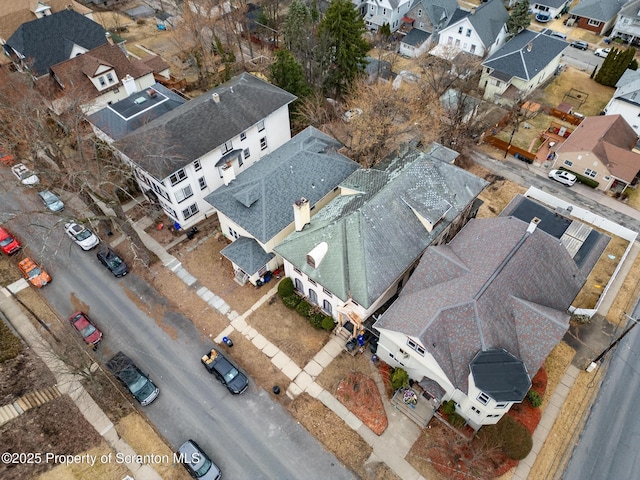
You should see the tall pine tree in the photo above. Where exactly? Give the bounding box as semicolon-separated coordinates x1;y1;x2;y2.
506;0;531;37
595;47;637;86
317;0;369;98
270;49;311;102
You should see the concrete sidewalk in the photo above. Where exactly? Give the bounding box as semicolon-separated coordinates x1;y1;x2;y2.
0;289;162;480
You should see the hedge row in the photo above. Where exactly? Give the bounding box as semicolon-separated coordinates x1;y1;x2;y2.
278;278;334;330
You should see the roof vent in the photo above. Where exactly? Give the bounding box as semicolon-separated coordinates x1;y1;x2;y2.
526;42;533;52
526;217;541;234
212;92;220;103
134;97;147;105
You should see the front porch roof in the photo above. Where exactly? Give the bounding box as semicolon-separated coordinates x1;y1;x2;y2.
470;349;531;402
221;236;274;275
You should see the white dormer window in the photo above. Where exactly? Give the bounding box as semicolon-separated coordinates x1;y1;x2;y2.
106;72;115;83
99;76;106;87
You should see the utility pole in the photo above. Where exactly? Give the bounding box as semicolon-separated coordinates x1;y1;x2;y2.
586;315;639;372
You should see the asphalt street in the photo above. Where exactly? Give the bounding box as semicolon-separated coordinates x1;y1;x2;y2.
0;174;355;480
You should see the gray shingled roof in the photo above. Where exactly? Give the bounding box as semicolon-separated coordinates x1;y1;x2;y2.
87;83;186;141
274;145;488;309
463;0;509;48
482;29;567;81
5;10;108;76
570;0;628;22
402;28;431;46
619;0;640;18
612;68;640;106
114;73;296;179
204;126;359;244
221;236;275;275
412;0;459;31
375;216;588;394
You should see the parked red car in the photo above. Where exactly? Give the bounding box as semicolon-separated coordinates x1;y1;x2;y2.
0;226;21;255
69;312;103;347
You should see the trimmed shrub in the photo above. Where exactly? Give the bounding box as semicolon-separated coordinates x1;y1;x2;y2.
282;294;301;309
441;399;456;415
0;322;22;362
527;389;542;408
482;415;533;460
320;315;335;331
309;312;324;329
449;412;466;428
295;300;312;317
277;277;294;298
558;167;599;188
390;367;409;390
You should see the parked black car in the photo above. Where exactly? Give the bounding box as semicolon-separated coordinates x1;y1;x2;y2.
97;248;129;277
177;440;222;480
106;352;159;406
201;347;249;394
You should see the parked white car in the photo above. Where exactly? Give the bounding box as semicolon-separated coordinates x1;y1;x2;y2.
64;222;99;250
11;163;39;185
548;169;577;186
594;48;610;58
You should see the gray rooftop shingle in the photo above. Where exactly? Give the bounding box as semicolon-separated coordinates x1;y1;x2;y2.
375;216;592;394
570;0;628;22
114;73;296;179
274;145;488;309
221;236;275;275
87;83;187;141
461;0;509;48
482;29;567;81
5;9;108;76
204;126;359;244
401;28;431;46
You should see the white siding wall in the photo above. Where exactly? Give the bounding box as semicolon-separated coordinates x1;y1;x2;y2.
439;19;487;56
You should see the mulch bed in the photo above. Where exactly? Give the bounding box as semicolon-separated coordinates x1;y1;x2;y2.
336;372;388;435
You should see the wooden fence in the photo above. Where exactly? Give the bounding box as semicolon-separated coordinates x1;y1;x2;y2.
550;108;584;126
484;136;535;163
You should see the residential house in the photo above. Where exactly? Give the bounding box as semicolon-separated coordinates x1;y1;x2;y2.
568;0;628;35
0;0;93;46
480;29;567;106
354;0;414;32
375;207;607;429
611;0;640;45
603;69;640;134
530;0;572;21
398;0;460;56
204;127;359;286
114;73;297;228
48;43;169;115
436;0;509;58
87;83;187;143
4;9;109;77
551;114;640;192
274;144;487;331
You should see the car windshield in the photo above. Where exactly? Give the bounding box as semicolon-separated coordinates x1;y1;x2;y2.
76;229;92;241
0;237;12;247
108;256;123;268
27;267;42;279
80;324;96;337
129;374;148;395
194;456;212;477
223;367;239;383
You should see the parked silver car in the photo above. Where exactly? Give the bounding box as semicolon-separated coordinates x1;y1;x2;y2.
38;190;64;212
548;169;577;186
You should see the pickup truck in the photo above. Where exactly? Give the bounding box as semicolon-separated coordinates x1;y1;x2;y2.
106;352;159;406
201;348;248;394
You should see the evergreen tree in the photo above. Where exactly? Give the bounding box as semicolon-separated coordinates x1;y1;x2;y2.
595;47;637;86
317;0;369;98
506;0;531;37
270;49;312;101
283;0;317;84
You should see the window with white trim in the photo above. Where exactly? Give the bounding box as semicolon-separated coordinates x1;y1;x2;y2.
182;203;199;220
308;278;317;286
169;169;187;186
406;338;425;356
260;137;267;150
563;160;573;167
584;168;597;178
588;19;601;27
471;406;481;414
323;288;333;297
240;131;247;141
152;182;170;200
175;184;193;203
323;300;332;315
477;392;490;405
495;402;508;409
257;120;265;131
243;148;250;160
466;29;471;37
308;289;317;304
161;203;177;218
198;177;207;190
294;277;303;292
221;140;233;154
106;72;115;83
293;266;302;274
194;159;202;171
98;76;106;87
458;26;463;34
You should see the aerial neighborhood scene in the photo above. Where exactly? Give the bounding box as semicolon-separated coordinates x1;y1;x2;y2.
3;0;640;478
